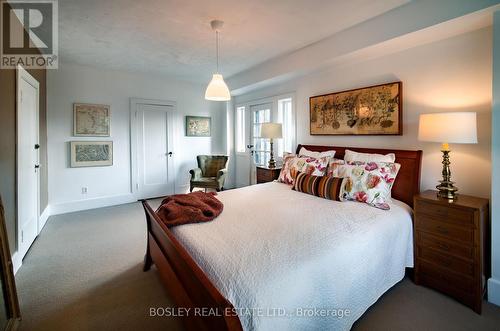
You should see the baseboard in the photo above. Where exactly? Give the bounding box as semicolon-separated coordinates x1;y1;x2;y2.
50;193;137;216
12;252;22;275
488;277;500;306
39;205;50;233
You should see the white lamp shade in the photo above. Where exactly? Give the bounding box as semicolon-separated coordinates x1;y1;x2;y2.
205;74;231;101
261;123;282;139
418;112;477;144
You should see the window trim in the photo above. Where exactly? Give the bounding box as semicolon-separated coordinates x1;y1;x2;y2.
235;106;246;154
234;92;296;161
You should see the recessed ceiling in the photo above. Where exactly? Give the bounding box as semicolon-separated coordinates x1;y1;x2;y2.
58;0;410;83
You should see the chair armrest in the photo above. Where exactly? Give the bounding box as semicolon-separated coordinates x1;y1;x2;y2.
189;168;202;180
217;168;228;179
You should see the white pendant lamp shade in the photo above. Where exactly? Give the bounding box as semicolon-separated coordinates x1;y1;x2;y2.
205;20;231;101
205;74;231;101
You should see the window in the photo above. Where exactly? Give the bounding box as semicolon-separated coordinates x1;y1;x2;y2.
277;97;294;157
238;94;295;167
236;106;246;153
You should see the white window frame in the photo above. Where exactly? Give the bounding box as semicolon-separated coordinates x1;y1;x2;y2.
235;92;296;162
235;106;246;153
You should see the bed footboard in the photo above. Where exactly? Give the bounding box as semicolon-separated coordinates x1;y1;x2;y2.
141;200;243;331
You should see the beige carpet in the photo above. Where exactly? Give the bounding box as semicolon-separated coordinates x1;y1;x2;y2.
15;201;500;331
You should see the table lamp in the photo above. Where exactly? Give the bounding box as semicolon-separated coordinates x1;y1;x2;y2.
418;112;477;200
261;123;282;168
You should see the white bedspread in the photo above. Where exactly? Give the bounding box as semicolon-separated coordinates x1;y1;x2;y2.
170;182;413;331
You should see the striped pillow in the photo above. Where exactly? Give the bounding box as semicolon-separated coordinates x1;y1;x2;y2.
317;176;342;201
292;172;321;195
292;172;342;201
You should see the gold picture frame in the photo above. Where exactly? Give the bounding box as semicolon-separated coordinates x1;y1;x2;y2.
310;81;402;135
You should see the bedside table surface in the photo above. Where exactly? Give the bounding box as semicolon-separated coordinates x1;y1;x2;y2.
256;165;282;170
416;190;488;210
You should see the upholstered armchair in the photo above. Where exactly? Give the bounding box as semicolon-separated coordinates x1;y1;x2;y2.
189;155;229;192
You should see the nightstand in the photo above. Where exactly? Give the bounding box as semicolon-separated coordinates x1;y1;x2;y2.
413;190;489;314
256;165;281;184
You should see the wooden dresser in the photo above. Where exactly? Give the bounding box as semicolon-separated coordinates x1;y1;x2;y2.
256;166;281;184
414;190;489;313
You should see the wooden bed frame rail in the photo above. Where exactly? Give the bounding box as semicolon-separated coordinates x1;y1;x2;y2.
142;200;243;331
143;145;422;331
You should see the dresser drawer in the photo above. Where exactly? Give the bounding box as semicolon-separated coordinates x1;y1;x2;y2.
418;246;474;276
415;215;474;244
417;232;474;260
415;200;473;228
419;260;475;292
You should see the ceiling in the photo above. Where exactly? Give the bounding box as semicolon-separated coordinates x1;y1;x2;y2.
58;0;410;83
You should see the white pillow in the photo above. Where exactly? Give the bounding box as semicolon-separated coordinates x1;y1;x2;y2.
299;147;336;159
344;149;396;163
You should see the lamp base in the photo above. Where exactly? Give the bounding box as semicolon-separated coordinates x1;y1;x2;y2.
268;140;276;168
437;149;458;200
436;181;458;200
268;158;276;169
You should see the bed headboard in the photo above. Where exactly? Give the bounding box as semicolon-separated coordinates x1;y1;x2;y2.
296;144;422;208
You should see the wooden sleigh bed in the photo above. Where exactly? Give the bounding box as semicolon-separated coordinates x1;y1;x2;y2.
141;144;422;331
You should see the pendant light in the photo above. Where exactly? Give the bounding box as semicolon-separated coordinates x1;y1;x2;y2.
205;20;231;101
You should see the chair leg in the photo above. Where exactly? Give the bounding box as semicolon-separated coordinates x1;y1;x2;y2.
190;186;194;192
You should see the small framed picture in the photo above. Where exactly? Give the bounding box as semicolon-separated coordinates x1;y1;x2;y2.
186;116;211;137
70;141;113;167
74;103;110;136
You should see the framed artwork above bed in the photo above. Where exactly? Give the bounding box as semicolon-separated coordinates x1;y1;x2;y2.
310;81;402;135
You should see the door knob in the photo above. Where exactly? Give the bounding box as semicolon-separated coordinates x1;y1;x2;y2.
167;152;173;157
34;144;40;149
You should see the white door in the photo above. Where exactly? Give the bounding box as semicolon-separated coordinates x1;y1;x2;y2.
135;102;175;199
250;103;272;168
234;106;252;187
234;102;272;187
17;66;40;259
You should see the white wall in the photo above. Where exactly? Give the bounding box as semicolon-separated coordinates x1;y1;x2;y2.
488;11;500;306
48;62;226;214
235;27;492;198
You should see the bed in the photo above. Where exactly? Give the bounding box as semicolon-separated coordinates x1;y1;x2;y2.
142;145;422;331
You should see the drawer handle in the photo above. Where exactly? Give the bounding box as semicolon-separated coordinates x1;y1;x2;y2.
437;243;450;251
436;226;449;234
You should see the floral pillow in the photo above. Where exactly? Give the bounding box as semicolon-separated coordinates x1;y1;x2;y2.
337;161;401;210
278;155;329;185
326;158;345;177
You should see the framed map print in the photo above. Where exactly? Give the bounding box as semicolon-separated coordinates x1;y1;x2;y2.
185;116;211;137
74;103;110;136
70;141;113;167
310;82;402;135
